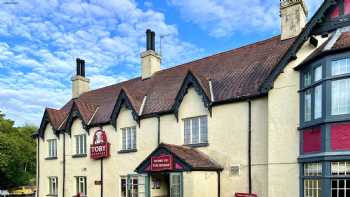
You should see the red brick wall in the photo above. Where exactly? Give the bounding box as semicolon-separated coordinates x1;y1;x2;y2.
303;127;322;153
331;123;350;151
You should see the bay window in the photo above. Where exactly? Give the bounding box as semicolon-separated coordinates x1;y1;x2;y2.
331;161;350;197
300;54;350;126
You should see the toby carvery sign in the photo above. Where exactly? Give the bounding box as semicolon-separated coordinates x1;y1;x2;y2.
151;155;173;171
90;130;110;160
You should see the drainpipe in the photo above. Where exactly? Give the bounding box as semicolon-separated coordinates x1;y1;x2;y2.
62;133;66;197
37;138;40;197
157;116;160;145
248;100;252;195
217;171;221;197
101;159;104;197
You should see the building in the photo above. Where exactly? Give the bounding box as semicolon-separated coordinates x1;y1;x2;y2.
34;0;350;197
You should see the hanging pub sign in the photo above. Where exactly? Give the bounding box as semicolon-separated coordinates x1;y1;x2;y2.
90;129;110;160
151;155;173;171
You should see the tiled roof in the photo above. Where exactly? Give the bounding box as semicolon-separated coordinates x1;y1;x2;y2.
40;35;296;131
160;143;222;170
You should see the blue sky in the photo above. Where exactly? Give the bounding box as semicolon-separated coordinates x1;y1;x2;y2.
0;0;323;126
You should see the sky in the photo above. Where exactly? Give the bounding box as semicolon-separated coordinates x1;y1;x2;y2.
0;0;324;126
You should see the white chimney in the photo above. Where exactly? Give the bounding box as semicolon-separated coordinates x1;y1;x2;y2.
141;29;161;80
71;58;90;98
280;0;308;40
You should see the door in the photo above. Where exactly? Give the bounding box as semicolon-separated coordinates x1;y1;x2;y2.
169;173;182;197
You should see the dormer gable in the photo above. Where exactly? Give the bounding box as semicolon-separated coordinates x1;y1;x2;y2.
171;70;212;121
110;88;140;128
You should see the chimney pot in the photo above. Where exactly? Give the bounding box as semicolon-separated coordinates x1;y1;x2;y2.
72;58;89;98
141;29;161;79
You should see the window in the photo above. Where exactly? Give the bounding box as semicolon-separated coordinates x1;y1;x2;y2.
314;85;322;119
121;175;146;197
304;90;312;121
170;173;182;197
304;163;322;197
184;116;208;145
121;127;136;150
49;177;58;195
300;56;350;125
314;66;323;82
304;71;312;87
331;78;350;115
48;139;57;158
75;134;86;155
76;176;87;196
332;58;350;76
331;162;350;197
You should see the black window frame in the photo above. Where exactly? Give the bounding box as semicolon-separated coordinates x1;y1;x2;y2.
299;52;350;129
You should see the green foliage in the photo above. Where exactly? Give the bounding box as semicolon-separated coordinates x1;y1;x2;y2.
0;111;37;189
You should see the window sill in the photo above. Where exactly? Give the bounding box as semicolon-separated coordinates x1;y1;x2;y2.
72;154;87;158
184;143;209;148
45;157;58;160
46;194;58;196
118;149;137;154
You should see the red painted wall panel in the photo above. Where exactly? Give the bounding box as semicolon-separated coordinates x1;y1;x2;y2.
331;123;350;151
303;127;322;153
345;0;350;15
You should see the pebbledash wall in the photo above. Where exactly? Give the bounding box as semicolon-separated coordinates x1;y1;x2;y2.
36;0;350;197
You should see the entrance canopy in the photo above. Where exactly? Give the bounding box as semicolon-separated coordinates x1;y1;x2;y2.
135;143;223;173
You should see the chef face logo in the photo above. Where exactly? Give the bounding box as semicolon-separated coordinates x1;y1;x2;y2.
94;130;105;145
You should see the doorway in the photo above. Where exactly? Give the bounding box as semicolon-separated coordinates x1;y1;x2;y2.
150;173;182;197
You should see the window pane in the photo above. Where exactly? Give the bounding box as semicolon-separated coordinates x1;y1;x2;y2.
304;71;312;87
314;85;322;119
127;128;132;150
304;179;321;197
184;119;191;145
314;66;322;82
332;58;350;76
132;127;136;149
304;90;312;121
331;79;350;115
304;163;322;176
122;129;126;150
75;136;79;154
192;118;199;144
200;116;208;143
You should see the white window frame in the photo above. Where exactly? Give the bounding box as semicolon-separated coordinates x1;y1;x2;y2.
184;116;208;145
120;175;146;197
48;139;57;158
75;134;87;155
48;176;58;195
121;127;136;151
76;176;87;196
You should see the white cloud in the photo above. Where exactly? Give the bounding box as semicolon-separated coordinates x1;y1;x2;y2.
169;0;324;38
0;0;203;125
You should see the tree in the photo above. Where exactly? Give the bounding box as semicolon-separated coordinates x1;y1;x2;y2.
0;111;37;189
